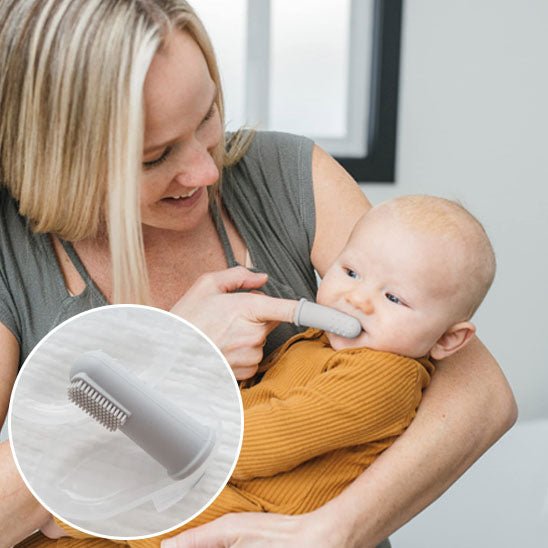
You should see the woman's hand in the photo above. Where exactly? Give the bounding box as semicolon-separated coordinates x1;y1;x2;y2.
160;511;341;548
40;516;69;539
170;267;297;379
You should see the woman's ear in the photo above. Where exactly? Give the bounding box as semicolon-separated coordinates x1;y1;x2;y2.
429;322;476;360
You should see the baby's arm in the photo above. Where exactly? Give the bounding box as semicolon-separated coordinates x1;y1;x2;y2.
233;350;429;481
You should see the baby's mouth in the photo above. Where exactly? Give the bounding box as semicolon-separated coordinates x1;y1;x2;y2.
337;306;367;335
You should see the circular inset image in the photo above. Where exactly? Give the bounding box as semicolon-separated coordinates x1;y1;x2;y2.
9;305;243;539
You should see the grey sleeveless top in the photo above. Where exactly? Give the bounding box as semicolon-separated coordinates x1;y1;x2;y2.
0;131;318;368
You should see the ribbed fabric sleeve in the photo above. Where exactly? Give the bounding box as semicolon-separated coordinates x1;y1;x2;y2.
233;335;432;480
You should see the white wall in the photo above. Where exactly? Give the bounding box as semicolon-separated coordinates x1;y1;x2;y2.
391;418;548;546
363;0;548;422
365;1;548;544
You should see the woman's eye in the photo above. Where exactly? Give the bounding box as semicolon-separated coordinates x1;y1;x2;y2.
143;146;173;169
345;268;358;279
199;104;217;128
385;293;401;305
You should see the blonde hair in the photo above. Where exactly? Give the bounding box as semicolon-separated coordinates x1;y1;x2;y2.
377;195;496;318
0;0;252;304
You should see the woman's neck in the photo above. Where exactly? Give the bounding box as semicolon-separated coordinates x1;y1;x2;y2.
68;206;246;309
141;212;216;256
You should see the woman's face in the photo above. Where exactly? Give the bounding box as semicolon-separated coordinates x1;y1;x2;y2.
141;30;222;234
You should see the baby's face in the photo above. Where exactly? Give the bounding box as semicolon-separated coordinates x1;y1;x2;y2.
317;209;463;357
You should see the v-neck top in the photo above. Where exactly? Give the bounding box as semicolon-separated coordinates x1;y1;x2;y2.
0;131;317;368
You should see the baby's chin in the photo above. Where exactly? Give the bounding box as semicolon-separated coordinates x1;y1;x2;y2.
325;331;366;352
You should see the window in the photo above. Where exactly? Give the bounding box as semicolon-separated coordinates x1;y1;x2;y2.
192;0;402;182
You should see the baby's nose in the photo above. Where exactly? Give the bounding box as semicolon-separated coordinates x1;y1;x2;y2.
345;291;375;315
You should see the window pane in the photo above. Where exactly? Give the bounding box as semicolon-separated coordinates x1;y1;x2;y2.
191;0;248;131
269;0;351;138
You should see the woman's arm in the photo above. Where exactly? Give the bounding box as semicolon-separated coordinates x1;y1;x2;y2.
163;341;517;548
309;335;517;546
176;348;514;548
0;323;52;546
309;145;372;275
308;147;517;544
162;146;516;547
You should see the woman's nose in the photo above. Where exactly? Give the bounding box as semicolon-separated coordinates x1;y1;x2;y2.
174;144;219;188
345;290;375;315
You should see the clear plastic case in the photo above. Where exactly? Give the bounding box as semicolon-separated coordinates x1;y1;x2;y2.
9;306;242;538
15;374;221;521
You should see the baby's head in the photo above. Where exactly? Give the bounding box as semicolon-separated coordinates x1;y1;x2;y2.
317;195;496;359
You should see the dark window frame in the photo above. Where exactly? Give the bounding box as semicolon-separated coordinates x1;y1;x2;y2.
335;0;403;183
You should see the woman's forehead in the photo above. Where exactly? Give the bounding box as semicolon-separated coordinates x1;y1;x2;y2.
143;30;214;148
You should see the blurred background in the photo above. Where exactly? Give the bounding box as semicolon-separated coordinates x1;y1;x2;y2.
192;0;548;545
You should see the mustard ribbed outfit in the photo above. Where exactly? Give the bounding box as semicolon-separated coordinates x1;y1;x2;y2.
19;329;433;547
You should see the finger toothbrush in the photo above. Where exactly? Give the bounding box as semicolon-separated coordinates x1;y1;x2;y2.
293;299;362;338
68;350;216;480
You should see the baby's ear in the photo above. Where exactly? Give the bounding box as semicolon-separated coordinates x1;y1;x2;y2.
429;322;476;360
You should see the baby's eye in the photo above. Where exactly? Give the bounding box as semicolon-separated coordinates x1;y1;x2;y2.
344;268;358;279
385;293;401;305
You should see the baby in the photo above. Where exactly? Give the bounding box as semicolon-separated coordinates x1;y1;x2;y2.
316;193;495;359
48;195;495;546
131;194;496;546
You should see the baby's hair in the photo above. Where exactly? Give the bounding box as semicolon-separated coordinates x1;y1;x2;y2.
378;195;496;319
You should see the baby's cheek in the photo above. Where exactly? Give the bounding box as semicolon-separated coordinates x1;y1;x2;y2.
386;331;421;357
315;289;330;309
317;280;345;309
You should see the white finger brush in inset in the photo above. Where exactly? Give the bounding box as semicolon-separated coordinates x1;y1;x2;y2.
68;350;216;481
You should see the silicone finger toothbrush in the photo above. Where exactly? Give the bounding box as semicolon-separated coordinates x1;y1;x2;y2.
68;351;215;480
293;299;362;338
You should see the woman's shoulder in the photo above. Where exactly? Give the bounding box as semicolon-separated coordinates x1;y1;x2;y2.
222;130;316;240
224;130;314;198
220;130;318;305
232;130;313;164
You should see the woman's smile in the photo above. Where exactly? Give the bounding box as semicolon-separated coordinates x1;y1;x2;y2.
158;186;204;209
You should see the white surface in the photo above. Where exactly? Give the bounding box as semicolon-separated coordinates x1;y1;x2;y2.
9;305;242;539
391;419;548;547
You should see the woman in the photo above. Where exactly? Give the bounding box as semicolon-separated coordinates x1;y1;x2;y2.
0;1;516;546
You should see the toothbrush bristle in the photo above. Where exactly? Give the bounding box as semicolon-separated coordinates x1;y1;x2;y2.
68;376;129;432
